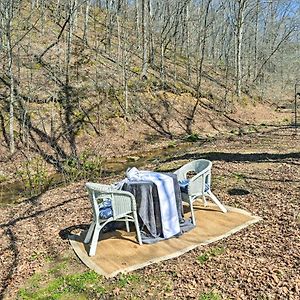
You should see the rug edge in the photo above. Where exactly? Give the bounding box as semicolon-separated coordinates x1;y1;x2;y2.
69;236;110;277
107;215;262;277
69;209;262;278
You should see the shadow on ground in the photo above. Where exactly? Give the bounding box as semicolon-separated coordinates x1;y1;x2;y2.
164;151;300;164
0;194;85;299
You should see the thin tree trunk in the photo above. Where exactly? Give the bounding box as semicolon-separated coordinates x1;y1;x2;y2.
6;0;15;154
253;0;259;80
65;1;77;158
83;0;90;43
134;0;140;50
0;112;9;148
141;0;148;79
186;0;212;134
235;0;247;97
185;4;191;81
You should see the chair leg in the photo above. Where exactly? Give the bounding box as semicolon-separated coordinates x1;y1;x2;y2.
189;198;196;225
133;211;142;245
202;196;208;207
207;191;227;213
89;225;101;256
84;222;95;244
125;217;130;232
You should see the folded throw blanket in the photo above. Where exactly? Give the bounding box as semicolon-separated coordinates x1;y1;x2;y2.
127;167;181;239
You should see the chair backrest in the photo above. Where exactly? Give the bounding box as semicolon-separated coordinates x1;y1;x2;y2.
175;159;212;197
86;182;135;221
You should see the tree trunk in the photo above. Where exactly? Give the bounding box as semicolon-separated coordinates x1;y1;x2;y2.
6;0;15;154
235;0;247;98
141;0;148;79
83;0;90;43
186;0;212;134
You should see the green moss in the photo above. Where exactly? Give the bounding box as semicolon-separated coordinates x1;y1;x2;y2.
239;96;249;107
232;172;246;181
197;253;210;264
209;246;225;257
131;66;141;73
117;273;140;288
213;175;227;184
17;271;105;300
185;133;200;142
29;252;43;262
164;279;174;292
0;174;7;183
48;261;68;275
197;247;225;265
199;291;222;300
167;141;177;148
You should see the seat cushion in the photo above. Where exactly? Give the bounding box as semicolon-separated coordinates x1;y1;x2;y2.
178;180;210;194
178;179;189;194
205;183;210;192
99;199;113;219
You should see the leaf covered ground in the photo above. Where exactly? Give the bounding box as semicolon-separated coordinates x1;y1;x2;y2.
0;127;299;299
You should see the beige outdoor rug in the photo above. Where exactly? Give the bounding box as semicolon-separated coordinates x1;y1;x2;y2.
69;204;261;277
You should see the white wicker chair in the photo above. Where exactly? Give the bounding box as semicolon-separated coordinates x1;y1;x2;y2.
174;159;227;225
84;182;142;256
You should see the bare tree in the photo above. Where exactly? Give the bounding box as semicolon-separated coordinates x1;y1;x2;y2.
186;0;213;134
0;0;16;154
140;0;149;79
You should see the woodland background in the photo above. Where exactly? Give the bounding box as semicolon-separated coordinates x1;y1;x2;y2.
0;1;300;299
0;0;299;173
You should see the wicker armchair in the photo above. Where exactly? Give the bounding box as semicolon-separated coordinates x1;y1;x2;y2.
174;159;227;225
84;182;142;256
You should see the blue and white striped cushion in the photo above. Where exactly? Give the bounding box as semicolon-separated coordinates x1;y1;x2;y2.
99;199;113;219
178;179;210;194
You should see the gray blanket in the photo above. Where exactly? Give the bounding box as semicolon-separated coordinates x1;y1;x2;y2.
122;173;194;243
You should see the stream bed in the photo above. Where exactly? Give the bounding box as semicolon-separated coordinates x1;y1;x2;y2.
0;140;199;206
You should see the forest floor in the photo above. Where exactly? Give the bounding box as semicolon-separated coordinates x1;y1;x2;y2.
0;125;299;300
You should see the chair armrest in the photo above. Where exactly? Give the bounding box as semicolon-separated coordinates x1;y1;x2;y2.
175;164;210;181
111;190;138;214
189;166;210;182
88;183;137;206
86;182;136;201
174;167;189;181
109;189;135;198
86;182;138;220
86;182;112;192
